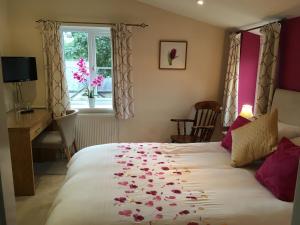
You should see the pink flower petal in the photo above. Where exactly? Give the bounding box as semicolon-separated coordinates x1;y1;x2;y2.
133;214;144;222
179;210;190;215
156;206;163;211
173;172;182;175
186;196;197;200
114;197;126;203
155;214;163;220
114;173;124;177
166;196;176;200
119;210;132;217
146;191;157;196
153;196;162;201
118;181;129;186
172;189;182;194
130;184;138;189
145;201;154;207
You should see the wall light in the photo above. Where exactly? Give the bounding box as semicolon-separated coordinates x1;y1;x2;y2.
240;104;254;119
197;0;204;5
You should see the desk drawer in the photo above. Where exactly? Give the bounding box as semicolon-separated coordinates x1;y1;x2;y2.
30;118;51;140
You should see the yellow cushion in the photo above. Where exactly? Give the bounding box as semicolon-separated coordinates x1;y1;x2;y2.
231;109;278;167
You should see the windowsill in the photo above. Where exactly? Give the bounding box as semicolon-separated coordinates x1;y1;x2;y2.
73;107;115;115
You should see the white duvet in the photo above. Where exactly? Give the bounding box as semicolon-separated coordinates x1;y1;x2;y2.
45;142;293;225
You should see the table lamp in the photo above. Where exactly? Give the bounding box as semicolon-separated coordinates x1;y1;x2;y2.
240;104;254;119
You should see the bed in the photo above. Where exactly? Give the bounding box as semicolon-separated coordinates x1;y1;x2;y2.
45;89;299;225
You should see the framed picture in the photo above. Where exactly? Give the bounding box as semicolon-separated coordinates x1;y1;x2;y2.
159;40;188;70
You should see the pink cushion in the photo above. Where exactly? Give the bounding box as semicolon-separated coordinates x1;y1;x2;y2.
221;116;251;152
255;138;300;202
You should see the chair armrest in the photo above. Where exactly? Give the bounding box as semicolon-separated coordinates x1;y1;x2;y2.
170;119;195;122
192;125;214;129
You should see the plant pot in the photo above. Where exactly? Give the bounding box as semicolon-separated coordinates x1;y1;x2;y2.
88;97;95;108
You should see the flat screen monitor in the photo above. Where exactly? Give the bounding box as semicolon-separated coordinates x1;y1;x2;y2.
1;57;37;83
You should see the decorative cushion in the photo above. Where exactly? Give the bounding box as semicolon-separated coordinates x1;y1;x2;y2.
221;116;251;152
231;109;278;167
255;138;300;202
278;122;300;141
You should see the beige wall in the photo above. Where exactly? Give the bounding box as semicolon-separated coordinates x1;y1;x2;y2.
5;0;225;142
0;0;16;224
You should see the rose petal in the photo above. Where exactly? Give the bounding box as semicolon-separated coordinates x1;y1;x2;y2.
179;210;190;215
156;206;163;211
145;201;154;207
118;181;129;186
133;214;144;222
172;189;182;194
114;197;126;203
155;214;163;220
119;210;132;217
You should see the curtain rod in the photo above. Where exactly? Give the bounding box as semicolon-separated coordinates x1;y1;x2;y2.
235;19;284;34
36;19;149;28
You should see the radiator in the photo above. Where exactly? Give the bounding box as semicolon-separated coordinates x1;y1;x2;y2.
75;114;119;150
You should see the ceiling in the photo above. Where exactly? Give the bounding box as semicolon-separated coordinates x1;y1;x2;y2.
137;0;300;29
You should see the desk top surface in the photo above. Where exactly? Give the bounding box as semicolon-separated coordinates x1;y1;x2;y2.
7;109;52;129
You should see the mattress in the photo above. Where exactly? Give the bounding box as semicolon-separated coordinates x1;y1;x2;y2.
45;142;293;225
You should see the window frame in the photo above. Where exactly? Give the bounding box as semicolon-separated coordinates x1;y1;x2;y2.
60;25;114;114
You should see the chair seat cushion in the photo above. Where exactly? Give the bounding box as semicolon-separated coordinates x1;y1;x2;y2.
171;135;200;143
32;131;63;149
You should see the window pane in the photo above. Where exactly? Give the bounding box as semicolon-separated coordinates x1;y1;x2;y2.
63;32;88;61
63;31;90;108
95;36;112;68
62;28;113;110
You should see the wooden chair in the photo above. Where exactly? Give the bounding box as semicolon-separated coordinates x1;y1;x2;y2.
33;109;79;161
170;101;221;143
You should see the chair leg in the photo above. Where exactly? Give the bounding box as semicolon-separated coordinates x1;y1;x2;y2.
73;142;78;153
64;148;71;161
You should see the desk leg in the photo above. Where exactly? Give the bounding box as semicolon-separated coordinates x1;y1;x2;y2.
8;129;35;196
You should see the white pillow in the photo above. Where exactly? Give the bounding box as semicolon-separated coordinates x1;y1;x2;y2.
278;122;300;141
291;137;300;146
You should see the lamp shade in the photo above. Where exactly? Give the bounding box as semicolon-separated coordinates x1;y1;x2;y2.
240;104;254;119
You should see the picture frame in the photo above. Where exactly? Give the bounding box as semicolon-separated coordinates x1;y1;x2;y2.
159;40;188;70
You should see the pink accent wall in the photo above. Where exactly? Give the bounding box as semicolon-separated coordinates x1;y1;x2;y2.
238;32;260;113
279;17;300;91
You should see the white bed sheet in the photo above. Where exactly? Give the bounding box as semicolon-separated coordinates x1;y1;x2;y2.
45;142;293;225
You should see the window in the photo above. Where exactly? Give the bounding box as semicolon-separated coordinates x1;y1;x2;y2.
61;26;113;111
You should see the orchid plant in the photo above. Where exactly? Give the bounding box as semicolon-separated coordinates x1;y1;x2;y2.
73;58;104;98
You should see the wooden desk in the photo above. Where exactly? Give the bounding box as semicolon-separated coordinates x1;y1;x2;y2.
6;109;52;196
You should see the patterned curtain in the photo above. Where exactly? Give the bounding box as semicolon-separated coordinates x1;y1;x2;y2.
40;20;70;118
255;23;281;115
112;24;134;120
222;33;241;127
